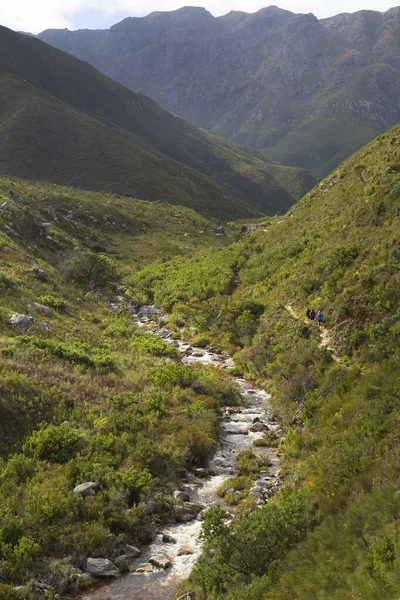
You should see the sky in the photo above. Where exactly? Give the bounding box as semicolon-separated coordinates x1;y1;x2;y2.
1;0;399;34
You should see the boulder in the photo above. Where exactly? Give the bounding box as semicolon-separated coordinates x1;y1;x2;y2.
194;467;208;477
85;558;120;577
10;313;34;328
173;490;190;502
162;534;176;544
149;556;172;569
30;267;50;282
177;546;194;556
125;544;141;558
73;482;100;497
248;422;268;433
184;502;204;512
174;506;197;522
33;302;51;316
214;226;225;234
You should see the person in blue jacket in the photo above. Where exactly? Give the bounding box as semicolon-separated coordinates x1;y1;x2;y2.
317;310;324;326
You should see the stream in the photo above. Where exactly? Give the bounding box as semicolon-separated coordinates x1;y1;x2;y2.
84;310;282;600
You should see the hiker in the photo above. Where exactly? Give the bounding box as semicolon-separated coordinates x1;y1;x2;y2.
317;310;324;326
306;308;311;319
309;309;316;321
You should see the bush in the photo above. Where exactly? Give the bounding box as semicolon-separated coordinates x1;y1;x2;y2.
147;363;193;388
131;333;178;358
40;294;69;312
23;424;81;463
192;333;211;348
68;253;119;290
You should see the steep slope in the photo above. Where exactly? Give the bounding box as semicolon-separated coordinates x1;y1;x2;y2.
39;6;400;177
0;175;241;597
130;124;400;598
0;26;314;219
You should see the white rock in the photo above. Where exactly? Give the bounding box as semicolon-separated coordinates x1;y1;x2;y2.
10;313;34;327
85;558;119;577
73;482;99;497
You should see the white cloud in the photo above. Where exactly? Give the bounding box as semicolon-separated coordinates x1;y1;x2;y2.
1;0;399;34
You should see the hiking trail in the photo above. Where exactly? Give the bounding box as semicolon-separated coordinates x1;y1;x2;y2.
285;304;343;364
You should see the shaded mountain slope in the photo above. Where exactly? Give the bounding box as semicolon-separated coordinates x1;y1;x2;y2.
0;25;314;219
129;124;400;598
39;6;400;177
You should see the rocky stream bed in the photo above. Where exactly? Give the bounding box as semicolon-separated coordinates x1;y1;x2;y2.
83;307;282;600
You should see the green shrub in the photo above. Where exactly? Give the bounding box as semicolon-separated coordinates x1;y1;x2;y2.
147;363;193;388
217;475;252;497
0;584;13;599
131;333;178;357
40;294;69;312
192;333;211;348
0;519;24;553
237;449;270;475
68;253;119;290
23;424;81;463
0;273;19;289
18;336;114;371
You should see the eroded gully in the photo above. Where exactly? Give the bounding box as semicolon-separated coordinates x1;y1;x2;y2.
84;309;282;600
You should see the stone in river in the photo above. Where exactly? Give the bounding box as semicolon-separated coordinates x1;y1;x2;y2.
194;467;208;477
173;490;190;502
125;544;141;558
174;506;197;522
149;556;172;569
135;563;153;573
85;558;120;577
162;533;176;544
178;546;194;556
248;422;268;432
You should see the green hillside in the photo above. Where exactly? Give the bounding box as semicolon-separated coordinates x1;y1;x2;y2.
131;124;400;599
0;26;315;219
0;176;241;598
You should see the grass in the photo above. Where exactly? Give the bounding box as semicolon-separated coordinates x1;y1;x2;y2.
0;174;244;598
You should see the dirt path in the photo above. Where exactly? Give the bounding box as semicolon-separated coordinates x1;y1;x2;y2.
285;305;343;364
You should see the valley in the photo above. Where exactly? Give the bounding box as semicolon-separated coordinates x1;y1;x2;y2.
0;7;399;600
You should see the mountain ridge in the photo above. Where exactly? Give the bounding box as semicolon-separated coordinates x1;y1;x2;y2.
0;25;314;219
38;5;400;177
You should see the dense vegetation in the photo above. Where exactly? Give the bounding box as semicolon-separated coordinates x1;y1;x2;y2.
131;124;400;598
0;25;315;219
0;176;242;598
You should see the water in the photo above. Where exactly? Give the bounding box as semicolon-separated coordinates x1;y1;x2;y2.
84;313;281;600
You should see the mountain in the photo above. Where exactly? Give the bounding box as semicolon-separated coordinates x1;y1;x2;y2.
130;123;400;598
0;26;314;220
38;6;400;178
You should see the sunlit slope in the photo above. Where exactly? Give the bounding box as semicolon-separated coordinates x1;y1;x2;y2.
130;124;400;599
